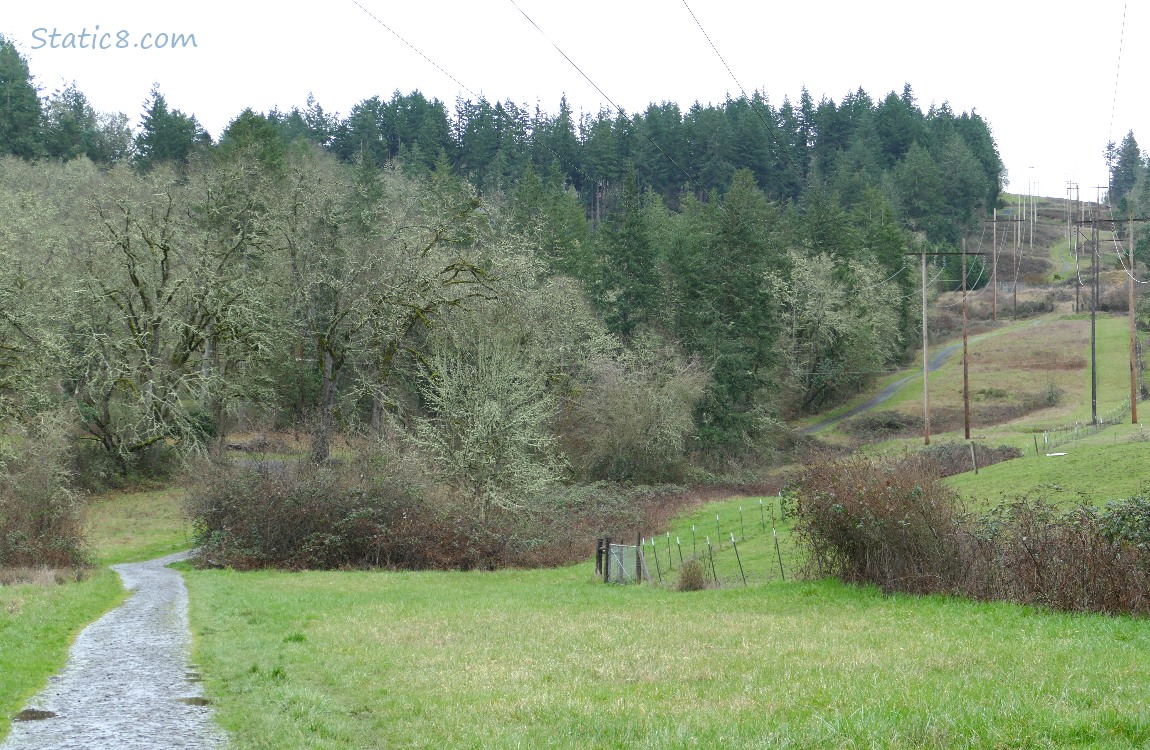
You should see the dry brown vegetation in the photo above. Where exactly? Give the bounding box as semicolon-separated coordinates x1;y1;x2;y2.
793;453;1150;615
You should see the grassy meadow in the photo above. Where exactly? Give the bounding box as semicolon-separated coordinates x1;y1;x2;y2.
945;423;1150;507
184;557;1150;750
6;456;1150;748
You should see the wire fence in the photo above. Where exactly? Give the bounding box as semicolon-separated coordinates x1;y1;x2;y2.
597;497;801;589
1040;400;1131;450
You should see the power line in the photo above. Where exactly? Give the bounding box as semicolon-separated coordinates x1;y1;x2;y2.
507;0;621;117
1102;205;1150;284
506;0;705;196
1108;0;1129;147
677;0;802;179
348;0;603;189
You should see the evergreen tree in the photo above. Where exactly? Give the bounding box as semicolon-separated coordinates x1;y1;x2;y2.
1108;130;1143;215
596;171;659;336
0;35;42;159
874;85;924;167
218;108;287;172
134;84;209;170
42;83;96;161
330;96;389;166
669;170;782;455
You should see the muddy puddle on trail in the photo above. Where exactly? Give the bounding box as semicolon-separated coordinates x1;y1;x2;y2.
178;698;212;707
13;710;55;722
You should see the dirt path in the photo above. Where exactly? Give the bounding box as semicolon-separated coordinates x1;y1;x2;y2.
801;343;961;435
1;552;225;750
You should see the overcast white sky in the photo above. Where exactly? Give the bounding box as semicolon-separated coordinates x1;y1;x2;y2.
3;1;1145;198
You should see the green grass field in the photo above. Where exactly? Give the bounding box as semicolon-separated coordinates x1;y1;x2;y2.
7;458;1150;748
184;556;1150;749
945;425;1150;507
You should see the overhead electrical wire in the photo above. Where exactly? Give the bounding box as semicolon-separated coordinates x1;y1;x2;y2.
934;224;990;309
506;0;705;196
350;0;923;308
677;0;802;178
1108;0;1129;148
1102;202;1150;284
348;0;603;190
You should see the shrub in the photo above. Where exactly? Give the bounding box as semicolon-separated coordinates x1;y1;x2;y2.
0;413;88;568
1097;495;1150;549
841;410;923;439
792;453;964;593
1012;299;1055;317
1043;381;1065;407
675;558;707;591
559;337;707;484
793;453;1150;615
964;500;1150;614
188;452;452;570
188;439;690;571
919;442;1022;478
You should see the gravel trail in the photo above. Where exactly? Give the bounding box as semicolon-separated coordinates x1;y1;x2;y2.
2;551;226;750
800;343;961;435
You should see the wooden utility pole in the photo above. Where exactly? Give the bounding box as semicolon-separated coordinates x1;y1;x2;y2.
962;236;971;440
1131;216;1139;424
1071;213;1150;424
992;208;997;321
922;246;931;445
1067;182;1072;246
905;246;985;444
1013;193;1022;317
1091;211;1098;425
1075;222;1081;312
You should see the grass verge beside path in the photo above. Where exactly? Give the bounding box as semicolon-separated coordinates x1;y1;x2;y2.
186;522;1150;749
0;486;190;739
0;570;126;739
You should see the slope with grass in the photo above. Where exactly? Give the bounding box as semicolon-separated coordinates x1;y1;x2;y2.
945;424;1150;507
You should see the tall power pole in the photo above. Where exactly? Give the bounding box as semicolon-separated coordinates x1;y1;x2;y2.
1131;215;1139;424
992;208;997;321
962;237;971;440
1091;211;1099;426
922;247;931;445
906;246;985;444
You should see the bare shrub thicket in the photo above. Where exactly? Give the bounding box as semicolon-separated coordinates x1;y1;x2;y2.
188;441;688;570
0;413;88;568
841;410;923;440
189;454;444;570
962;500;1150;614
793;454;965;593
793;453;1150;615
919;442;1022;478
675;558;708;591
560;341;707;484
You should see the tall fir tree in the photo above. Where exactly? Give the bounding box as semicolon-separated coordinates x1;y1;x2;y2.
596;170;659;336
0;36;42;159
134;84;209;170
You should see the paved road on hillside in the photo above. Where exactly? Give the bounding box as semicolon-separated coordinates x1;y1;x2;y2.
800;343;961;435
1;552;225;750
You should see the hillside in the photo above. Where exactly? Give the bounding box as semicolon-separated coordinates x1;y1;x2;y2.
795;194;1144;462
